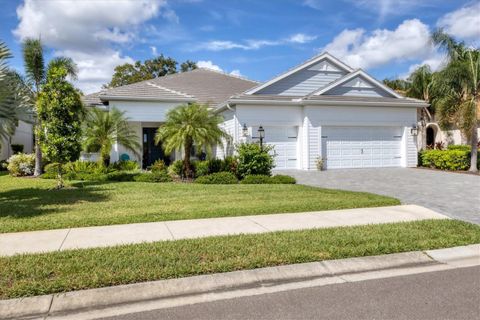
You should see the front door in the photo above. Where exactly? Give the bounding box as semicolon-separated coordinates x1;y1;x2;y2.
142;128;167;168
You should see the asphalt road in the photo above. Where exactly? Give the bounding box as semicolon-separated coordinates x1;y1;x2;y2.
101;266;480;320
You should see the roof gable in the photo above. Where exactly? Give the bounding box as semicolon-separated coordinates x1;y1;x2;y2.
245;52;354;95
311;69;403;99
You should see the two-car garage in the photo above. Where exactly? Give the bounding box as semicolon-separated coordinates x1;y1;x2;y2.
260;125;405;170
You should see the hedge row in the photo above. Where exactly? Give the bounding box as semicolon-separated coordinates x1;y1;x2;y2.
419;148;479;171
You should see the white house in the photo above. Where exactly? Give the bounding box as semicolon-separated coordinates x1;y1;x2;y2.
0;121;33;160
215;53;427;170
84;52;428;170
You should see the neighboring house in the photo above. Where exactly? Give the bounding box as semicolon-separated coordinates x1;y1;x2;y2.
216;53;427;170
0;121;33;160
82;68;257;168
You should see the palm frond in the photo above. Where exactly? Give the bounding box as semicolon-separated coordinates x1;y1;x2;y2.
22;38;45;92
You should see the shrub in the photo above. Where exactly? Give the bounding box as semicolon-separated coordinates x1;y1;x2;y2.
64;160;101;175
134;172;172;183
6;153;35;176
195;161;209;177
240;174;271;184
241;174;297;184
168;160;184;179
270;174;296;184
420;149;470;170
236;143;274;178
109;160;139;171
195;172;238;184
11;144;24;154
222;156;238;175
150;160;168;174
105;171;139;182
208;159;223;174
447;145;471;152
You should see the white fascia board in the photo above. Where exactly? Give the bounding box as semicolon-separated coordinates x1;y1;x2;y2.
304;99;426;108
100;95;195;103
310;69;404;99
244;52;354;95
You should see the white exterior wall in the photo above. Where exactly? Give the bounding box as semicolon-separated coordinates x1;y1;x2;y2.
0;121;34;160
109;100;182;122
222;104;419;170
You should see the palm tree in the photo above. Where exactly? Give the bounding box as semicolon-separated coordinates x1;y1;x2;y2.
0;41;32;152
155;103;227;178
405;65;436;149
83;107;141;167
431;30;479;172
22;38;78;176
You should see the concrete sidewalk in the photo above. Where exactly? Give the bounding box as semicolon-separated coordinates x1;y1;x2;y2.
0;204;448;256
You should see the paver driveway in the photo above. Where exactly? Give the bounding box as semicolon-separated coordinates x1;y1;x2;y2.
285;168;480;224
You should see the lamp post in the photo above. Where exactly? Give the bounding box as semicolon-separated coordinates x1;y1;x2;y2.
258;126;265;151
242;123;248;137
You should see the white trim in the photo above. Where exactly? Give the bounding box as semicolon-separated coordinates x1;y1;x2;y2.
310;69;404;99
244;52;354;95
100;95;195;102
230;98;425;108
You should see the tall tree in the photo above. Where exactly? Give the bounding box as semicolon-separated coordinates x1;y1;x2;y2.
83;107;141;167
0;41;32;149
155;103;227;178
37;66;83;188
22;38;78;176
105;55;197;88
431;30;479;172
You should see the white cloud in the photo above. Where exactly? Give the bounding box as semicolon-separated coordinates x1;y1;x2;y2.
150;46;158;56
13;0;167;93
197;60;223;72
197;60;242;77
196;33;317;51
437;2;480;41
288;33;317;44
230;69;242;76
323;19;432;69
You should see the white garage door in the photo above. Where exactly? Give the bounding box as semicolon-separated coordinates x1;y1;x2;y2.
264;126;298;169
323;126;402;169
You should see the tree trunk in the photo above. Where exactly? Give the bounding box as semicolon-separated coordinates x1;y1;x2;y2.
183;138;193;179
469;126;478;172
33;124;42;177
56;164;64;189
103;154;110;167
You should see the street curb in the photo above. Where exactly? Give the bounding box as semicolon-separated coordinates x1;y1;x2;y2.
1;244;478;320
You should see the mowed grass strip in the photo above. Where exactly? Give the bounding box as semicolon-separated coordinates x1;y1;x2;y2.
1;219;479;299
0;174;399;233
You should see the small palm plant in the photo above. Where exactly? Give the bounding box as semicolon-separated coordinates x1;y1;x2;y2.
155;103;227;178
83;107;141;167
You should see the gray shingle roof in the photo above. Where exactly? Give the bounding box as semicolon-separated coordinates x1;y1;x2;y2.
83;68;258;107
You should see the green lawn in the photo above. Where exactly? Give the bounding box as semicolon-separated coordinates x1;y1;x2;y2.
0;173;399;233
1;219;479;299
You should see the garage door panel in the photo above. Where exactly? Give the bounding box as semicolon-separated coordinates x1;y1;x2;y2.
263;126;298;170
324;126;402;169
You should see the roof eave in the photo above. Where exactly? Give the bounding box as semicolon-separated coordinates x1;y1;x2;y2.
304;99;428;108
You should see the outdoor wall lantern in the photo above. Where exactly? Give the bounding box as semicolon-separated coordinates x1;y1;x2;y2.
410;124;418;136
242;123;248;137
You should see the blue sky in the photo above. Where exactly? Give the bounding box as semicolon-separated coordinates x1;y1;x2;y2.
0;0;479;93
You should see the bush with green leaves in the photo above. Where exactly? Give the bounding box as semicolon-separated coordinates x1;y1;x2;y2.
236;143;274;178
134;172;172;183
194;160;209;177
167;159;184;178
6;153;35;176
105;171;140;182
419;149;479;171
222;156;238;175
150;160;168;174
240;174;296;184
64;160;101;175
0;160;8;171
446;145;471;152
109;160;139;171
195;172;238;184
270;174;296;184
